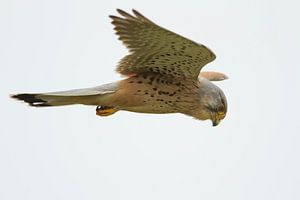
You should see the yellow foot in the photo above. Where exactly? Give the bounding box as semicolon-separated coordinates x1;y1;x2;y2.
96;105;117;116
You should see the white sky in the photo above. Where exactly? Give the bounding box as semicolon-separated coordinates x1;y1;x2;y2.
1;0;300;200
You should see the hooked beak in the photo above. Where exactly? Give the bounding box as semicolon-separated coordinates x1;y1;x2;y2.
211;111;226;127
211;114;222;127
212;119;220;127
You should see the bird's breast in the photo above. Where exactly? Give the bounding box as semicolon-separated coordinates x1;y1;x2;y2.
113;75;199;114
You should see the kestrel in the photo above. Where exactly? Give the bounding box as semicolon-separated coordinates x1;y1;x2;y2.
11;9;228;126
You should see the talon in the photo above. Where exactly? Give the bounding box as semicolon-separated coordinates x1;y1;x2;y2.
96;105;116;116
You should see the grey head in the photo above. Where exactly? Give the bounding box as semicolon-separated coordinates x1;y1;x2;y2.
192;77;227;126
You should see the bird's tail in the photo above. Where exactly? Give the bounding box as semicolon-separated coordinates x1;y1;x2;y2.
11;83;117;107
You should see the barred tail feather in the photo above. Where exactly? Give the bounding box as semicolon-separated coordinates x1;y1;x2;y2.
11;93;52;107
10;93;97;107
11;82;118;107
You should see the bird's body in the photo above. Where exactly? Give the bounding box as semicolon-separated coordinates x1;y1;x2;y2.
11;9;228;126
113;74;198;114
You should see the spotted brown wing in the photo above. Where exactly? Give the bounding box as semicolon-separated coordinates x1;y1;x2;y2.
109;9;216;79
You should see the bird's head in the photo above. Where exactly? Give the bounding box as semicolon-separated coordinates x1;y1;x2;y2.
206;95;227;127
192;80;227;126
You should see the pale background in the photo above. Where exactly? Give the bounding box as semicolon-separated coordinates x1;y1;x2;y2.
1;0;299;200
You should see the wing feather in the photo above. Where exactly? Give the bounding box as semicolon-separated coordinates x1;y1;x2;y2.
110;9;216;79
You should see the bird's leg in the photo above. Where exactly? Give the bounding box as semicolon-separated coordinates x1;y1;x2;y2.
96;105;117;116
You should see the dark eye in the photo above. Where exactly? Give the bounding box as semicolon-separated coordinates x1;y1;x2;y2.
217;105;224;112
206;106;217;112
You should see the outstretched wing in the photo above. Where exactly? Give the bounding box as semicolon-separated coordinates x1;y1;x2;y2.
110;9;216;79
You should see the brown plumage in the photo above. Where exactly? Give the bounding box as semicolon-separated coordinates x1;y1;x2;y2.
110;9;216;79
11;9;228;126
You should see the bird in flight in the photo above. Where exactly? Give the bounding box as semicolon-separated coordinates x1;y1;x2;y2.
11;9;228;126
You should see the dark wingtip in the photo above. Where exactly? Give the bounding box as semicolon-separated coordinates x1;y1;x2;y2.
116;8;123;13
10;93;51;107
132;9;142;17
115;9;136;19
116;8;126;15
